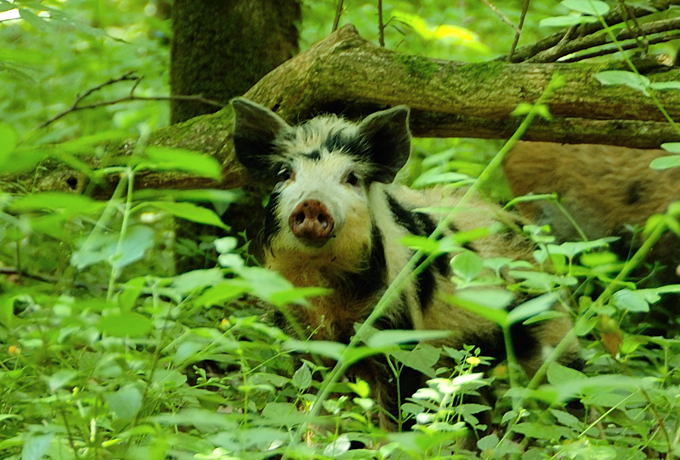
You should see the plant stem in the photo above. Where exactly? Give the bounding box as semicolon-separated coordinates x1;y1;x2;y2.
595;13;680;136
290;73;564;446
106;168;134;301
526;218;667;390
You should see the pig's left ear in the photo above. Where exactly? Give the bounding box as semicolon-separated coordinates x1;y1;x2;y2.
358;105;411;183
232;97;290;171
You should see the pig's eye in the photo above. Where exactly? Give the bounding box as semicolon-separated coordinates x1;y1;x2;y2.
345;172;359;186
277;167;293;181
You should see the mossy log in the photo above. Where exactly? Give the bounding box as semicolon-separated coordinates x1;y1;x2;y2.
20;24;680;196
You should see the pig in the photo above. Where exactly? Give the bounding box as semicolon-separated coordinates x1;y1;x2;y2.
231;98;580;426
504;141;680;283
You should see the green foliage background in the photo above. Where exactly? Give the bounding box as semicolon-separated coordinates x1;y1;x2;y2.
0;1;679;459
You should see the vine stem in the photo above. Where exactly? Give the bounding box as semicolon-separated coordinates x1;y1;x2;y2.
525;217;668;390
594;12;680;136
289;73;564;447
106;168;134;301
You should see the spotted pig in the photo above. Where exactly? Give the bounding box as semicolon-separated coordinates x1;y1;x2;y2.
232;98;580;426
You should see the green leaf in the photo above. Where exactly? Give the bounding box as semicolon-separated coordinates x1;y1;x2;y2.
238;267;297;304
365;329;451;348
550;409;582;429
562;0;610;15
261;402;307;425
347;379;371;398
522;310;565;326
284;340;346;361
595;71;650;93
511;102;534;115
547;237;618;258
451;251;483;281
323;435;351;458
612;289;649;312
148;201;229;230
11;192;105;214
412;170;470;188
0;2;17;12
401;235;440;253
547;362;587;386
46;369;77;392
0;122;16;167
59;130;127;153
477;433;499;450
214;236;238;254
214;236;245;268
557;374;654;403
0;414;19;424
105;385;143;420
661;142;680;153
508;292;559;325
292;363;312;390
19;8;47;30
343;346;387;366
580;251;619;267
195;281;250;307
171;269;224;296
0;295;17;328
0;148;46;174
444;288;514;327
650;81;680;91
21;434;53;460
71;226;155;270
153;408;238;429
141;146;222;180
650;155;680;170
118;277;146;311
173;341;206;365
512;422;570;440
217;253;245;269
389;344;441;378
97;312;153;337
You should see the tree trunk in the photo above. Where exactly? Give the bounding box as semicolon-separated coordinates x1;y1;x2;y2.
170;0;300;123
168;0;301;270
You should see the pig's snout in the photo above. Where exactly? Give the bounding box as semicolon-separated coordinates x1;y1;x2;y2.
289;200;335;244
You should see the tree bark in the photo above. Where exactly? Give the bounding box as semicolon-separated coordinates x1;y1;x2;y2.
170;0;300;123
19;24;680;197
169;0;301;270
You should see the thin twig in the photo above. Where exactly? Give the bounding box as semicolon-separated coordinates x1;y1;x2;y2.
617;0;649;54
639;388;674;459
39;72;223;128
331;0;344;32
507;0;679;62
129;74;143;96
479;0;521;33
528;17;680;62
75;71;138;104
0;267;52;284
509;0;531;61
560;32;680;62
0;267;103;289
377;0;385;47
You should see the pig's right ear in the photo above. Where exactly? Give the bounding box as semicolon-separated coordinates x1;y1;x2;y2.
232;97;290;170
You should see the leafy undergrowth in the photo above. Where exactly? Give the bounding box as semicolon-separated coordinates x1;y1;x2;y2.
1;136;679;460
2;0;679;458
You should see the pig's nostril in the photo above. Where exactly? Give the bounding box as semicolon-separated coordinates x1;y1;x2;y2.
289;200;334;243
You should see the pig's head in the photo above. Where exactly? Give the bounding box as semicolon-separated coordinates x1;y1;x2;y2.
232;98;410;271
